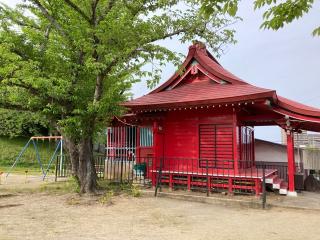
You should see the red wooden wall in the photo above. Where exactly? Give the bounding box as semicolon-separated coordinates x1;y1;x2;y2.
159;109;236;171
129;109;255;173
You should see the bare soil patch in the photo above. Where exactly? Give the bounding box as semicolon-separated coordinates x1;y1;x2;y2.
0;188;320;240
0;173;56;190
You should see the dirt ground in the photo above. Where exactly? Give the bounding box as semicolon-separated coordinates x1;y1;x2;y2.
1;193;320;240
1;175;320;240
0;173;56;189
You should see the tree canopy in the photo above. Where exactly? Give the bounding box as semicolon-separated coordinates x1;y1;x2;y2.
198;0;319;36
0;109;48;137
0;0;237;193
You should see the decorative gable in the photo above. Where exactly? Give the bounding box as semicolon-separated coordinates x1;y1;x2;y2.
164;59;226;91
151;41;245;94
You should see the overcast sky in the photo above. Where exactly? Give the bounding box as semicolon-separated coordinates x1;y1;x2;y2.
2;0;319;142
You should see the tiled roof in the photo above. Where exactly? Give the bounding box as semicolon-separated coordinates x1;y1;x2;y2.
123;42;320;123
277;96;320;118
124;80;275;108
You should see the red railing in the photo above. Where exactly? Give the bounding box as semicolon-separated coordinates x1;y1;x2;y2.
104;156;278;196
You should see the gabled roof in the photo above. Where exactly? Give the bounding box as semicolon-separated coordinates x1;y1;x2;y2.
123;42;320;131
124;42;275;108
150;42;245;94
124;80;275;109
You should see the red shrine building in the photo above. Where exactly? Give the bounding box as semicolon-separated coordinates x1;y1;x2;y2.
106;42;320;197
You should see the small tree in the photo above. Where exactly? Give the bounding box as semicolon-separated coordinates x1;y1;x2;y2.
0;0;236;193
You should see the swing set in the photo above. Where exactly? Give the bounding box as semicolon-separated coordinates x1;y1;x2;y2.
6;136;64;180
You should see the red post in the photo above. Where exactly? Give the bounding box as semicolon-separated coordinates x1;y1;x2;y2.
187;175;191;191
232;111;239;174
152;121;164;188
287;131;297;196
136;127;140;162
152;172;157;187
169;174;173;190
251;130;255;166
255;179;260;196
152;122;158;188
228;178;233;194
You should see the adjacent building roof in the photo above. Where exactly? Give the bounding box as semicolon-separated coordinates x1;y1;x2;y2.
123;42;320;131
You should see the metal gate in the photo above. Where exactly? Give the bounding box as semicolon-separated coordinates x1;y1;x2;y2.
105;126;150;184
54;154;105;180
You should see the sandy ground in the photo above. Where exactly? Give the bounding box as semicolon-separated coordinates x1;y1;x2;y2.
0;188;320;240
0;173;58;191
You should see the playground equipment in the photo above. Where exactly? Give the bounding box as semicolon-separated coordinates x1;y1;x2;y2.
6;136;63;180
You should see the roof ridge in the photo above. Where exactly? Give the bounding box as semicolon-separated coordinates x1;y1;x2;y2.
150;42;247;94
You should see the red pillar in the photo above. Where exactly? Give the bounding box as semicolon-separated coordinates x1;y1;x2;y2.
232;110;239;174
254;179;260;196
251;129;255;167
287;131;297;196
152;121;164;187
169;174;173;190
152;122;158;187
187;175;191;191
228;178;233;194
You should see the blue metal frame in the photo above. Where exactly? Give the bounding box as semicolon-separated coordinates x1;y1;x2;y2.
42;140;62;180
32;139;45;175
6;139;32;178
6;137;63;180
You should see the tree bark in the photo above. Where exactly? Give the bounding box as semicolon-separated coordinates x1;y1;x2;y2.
64;136;98;194
93;72;103;103
78;137;98;193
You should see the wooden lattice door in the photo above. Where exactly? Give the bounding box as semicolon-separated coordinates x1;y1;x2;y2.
199;124;234;169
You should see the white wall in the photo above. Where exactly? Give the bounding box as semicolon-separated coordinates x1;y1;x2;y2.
255;139;300;163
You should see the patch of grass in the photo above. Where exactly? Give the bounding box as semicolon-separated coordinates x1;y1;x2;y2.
66;197;81;205
98;180;142;198
131;185;142;197
39;177;80;194
99;191;114;205
0;166;45;175
0;177;79;195
0;184;40;194
0;176;142;201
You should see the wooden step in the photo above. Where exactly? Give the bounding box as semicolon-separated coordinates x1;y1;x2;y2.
279;181;288;195
266;175;278;184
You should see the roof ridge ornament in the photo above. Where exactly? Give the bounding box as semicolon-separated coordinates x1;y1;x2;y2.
191;40;207;55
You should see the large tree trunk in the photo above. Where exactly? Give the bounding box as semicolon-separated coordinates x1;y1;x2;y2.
78;137;98;193
64;136;98;194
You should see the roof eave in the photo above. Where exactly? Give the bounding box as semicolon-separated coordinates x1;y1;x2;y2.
123;92;275;111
